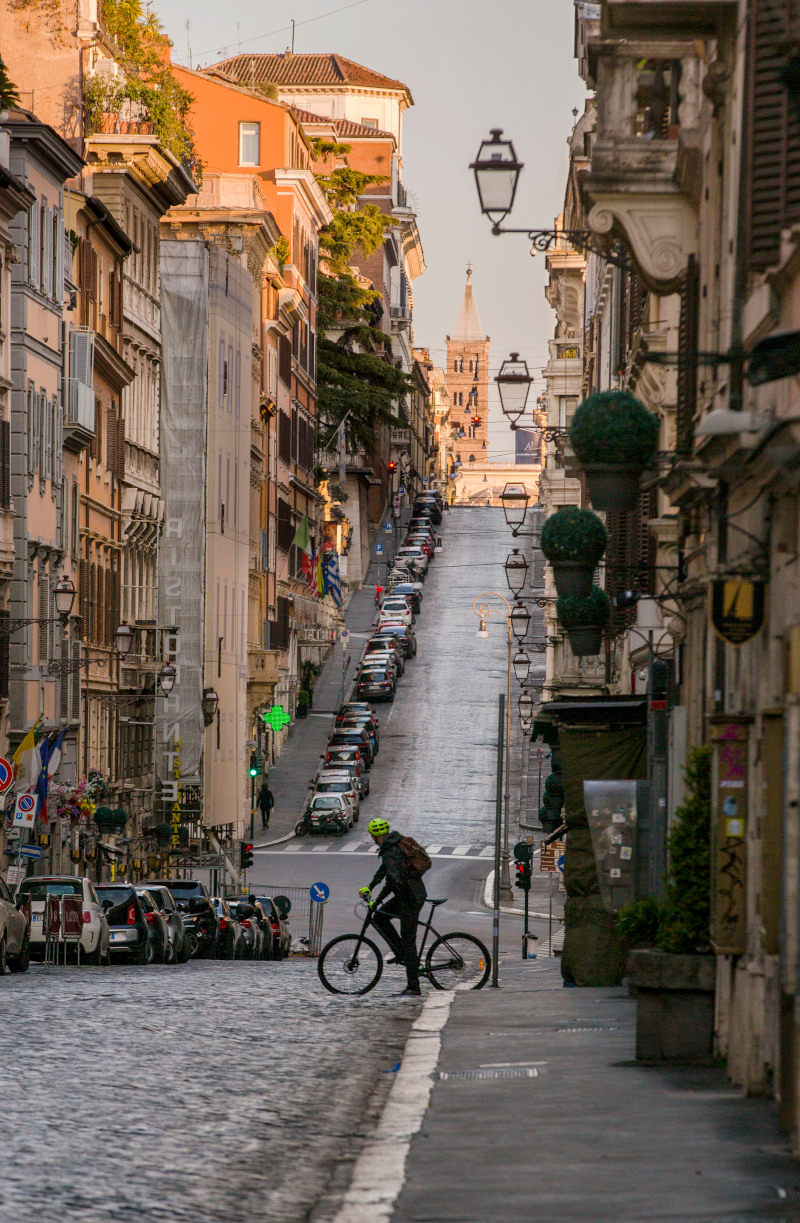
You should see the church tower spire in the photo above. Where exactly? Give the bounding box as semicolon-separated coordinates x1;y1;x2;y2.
446;267;491;463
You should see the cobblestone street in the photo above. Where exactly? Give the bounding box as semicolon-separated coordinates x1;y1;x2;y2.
0;958;418;1223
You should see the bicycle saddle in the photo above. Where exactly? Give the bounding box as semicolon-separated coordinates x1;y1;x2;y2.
427;897;447;906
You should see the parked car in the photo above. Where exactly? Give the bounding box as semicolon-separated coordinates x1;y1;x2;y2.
387;583;422;614
212;897;245;959
316;753;370;798
365;636;405;673
378;601;413;627
357;666;395;702
311;771;361;819
395;546;429;572
0;874;30;973
17;876;110;964
340;713;381;752
375;623;417;658
323;744;370;777
96;883;152;964
143;884;192;963
252;895;291;960
335;701;376;726
328;727;375;765
135;889;169;963
404;534;434;557
306;793;354;831
367;631;405;666
144;878;218;959
407;517;436;537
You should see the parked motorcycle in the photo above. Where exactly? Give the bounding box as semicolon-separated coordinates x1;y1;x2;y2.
294;810;348;837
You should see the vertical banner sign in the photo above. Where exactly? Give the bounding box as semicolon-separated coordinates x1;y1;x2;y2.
337;421;347;487
515;429;540;466
158;243;208;816
711;718;751;953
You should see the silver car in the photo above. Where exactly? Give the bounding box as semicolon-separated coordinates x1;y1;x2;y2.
0;875;30;973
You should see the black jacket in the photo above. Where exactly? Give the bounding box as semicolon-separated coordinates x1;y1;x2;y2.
369;831;427;905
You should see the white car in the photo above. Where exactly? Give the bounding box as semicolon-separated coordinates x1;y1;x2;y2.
16;875;111;964
378;604;412;627
395;546;429;572
380;597;415;622
312;771;361;820
306;793;354;830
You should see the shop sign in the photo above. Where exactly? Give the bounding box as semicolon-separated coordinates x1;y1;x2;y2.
709;578;766;645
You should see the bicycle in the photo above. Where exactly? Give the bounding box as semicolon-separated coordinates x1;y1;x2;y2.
317;897;491;995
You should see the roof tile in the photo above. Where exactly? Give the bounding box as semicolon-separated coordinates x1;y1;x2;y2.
213;52;410;95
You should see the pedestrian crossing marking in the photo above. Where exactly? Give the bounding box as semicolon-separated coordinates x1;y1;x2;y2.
426;845;442;854
264;841;493;858
479;846;494;857
453;844;471;855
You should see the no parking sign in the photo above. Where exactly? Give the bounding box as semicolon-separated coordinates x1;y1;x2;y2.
0;758;13;794
13;793;37;826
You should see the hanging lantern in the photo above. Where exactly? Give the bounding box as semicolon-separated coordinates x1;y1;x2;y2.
504;548;529;596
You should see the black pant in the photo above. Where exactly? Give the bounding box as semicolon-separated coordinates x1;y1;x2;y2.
372;894;423;989
259;807;271;828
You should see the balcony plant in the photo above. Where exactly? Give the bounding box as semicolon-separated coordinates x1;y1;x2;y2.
540;507;607;599
556;586;611;656
94;806;128;832
622;747;715;1061
568;391;659;512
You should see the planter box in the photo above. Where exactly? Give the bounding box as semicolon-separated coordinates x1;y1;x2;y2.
551;561;594;599
566;625;603;656
583;463;642;512
626;949;716;1062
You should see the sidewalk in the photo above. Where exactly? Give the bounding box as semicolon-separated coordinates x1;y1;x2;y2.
390;959;797;1223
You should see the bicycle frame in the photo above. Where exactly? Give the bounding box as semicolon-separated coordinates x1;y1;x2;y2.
355;898;442;976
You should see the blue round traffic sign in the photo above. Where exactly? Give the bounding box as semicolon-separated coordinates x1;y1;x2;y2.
557;854;565;874
310;882;330;904
17;794;35;813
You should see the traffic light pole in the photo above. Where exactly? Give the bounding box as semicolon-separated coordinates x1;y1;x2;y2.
250;772;255;841
491;693;504;988
522;886;529;960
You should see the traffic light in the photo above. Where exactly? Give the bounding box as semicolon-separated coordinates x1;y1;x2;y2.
387;460;397;472
472;415;482;427
513;840;532;892
249;752;259;778
239;841;254;871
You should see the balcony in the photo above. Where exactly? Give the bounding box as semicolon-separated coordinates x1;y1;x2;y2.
580;44;706;292
64;379;95;452
391;427;411;446
602;0;737;35
390;305;411;330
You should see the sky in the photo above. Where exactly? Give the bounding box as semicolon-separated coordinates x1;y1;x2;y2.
157;0;584;462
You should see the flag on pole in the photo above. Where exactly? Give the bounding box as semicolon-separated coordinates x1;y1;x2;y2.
13;727;40;792
291;514;313;581
34;735;51;825
46;727;67;778
314;550;324;597
323;551;342;608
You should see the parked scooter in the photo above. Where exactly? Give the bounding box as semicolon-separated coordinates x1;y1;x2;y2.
294;810;348;838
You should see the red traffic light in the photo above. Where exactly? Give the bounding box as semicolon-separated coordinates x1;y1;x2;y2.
388;461;397;472
472;415;482;426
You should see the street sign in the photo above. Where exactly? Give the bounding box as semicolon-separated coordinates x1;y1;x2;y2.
341;629;350;640
384;523;392;533
5;866;25;888
540;840;565;873
13;794;37;827
0;758;13;793
19;844;41;859
309;881;330;903
376;543;383;554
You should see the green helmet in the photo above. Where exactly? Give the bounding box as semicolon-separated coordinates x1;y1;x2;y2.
368;818;390;836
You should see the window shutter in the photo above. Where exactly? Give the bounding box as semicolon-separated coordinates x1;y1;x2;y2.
54;207;64;305
109;268;116;327
70;329;94;386
29;201;40;289
235;349;241;422
59;637;70;721
116;417;125;482
44;396;52;481
79;558;90;633
116;267;123;329
677;254;699;456
27;383;35;474
43;206;53;299
0;419;10;509
606;510;636;633
279;335;291;386
70;639;81;721
106;406;117;472
31;390;41;475
0;612;9;700
219;338;226;411
53;397;63;487
90;397;101;462
90;249;98;301
81;236;92;295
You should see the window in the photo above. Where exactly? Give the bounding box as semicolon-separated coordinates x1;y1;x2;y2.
361;118;379;129
239;122;260;166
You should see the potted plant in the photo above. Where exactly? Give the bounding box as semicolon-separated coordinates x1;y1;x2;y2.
296;689;310;719
568;391;660;512
95;806;128;833
540;507;607;599
621;747;715;1062
556;587;611;656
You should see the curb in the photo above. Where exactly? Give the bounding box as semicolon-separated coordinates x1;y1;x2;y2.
482;869;556;921
331;989;455;1223
253;830;297;850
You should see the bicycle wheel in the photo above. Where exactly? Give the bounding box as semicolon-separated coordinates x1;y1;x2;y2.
318;934;384;995
425;932;491;991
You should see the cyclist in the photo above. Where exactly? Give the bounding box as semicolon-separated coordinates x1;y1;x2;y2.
359;818;426;996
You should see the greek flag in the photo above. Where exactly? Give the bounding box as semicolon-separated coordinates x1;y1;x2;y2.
323;551;342;608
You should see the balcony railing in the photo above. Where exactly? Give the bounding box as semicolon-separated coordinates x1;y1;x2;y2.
390;427;411;445
390;305;411;329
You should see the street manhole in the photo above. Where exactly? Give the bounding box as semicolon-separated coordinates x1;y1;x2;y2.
437;1067;538;1081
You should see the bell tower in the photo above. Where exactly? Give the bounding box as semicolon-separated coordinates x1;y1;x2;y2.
446;268;490;464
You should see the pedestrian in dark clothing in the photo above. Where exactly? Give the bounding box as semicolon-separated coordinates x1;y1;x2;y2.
359;818;427;996
257;782;274;830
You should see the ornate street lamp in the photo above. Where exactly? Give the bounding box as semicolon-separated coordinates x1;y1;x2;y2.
470;129;523;228
495;353;533;430
512;648;531;685
202;687;219;727
53;576;76;620
518;691;534;724
504;547;528;596
500;482;530;534
115;623;135;656
158;663;176;696
510;601;531;642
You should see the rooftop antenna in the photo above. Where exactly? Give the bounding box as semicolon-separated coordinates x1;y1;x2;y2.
186;19;192;68
291;19;296;52
237;22;241;54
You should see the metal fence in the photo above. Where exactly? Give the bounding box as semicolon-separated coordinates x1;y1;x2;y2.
232;884;326;956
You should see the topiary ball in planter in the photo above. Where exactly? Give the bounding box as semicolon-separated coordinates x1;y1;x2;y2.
557;587;611;657
569;391;659;512
540;507;608;598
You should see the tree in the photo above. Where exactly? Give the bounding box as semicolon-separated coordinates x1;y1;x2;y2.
0;56;21;111
314;150;417;456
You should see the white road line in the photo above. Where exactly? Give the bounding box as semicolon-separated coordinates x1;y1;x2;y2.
332;990;455;1223
425;845;442;854
311;844;335;852
339;842;365;852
